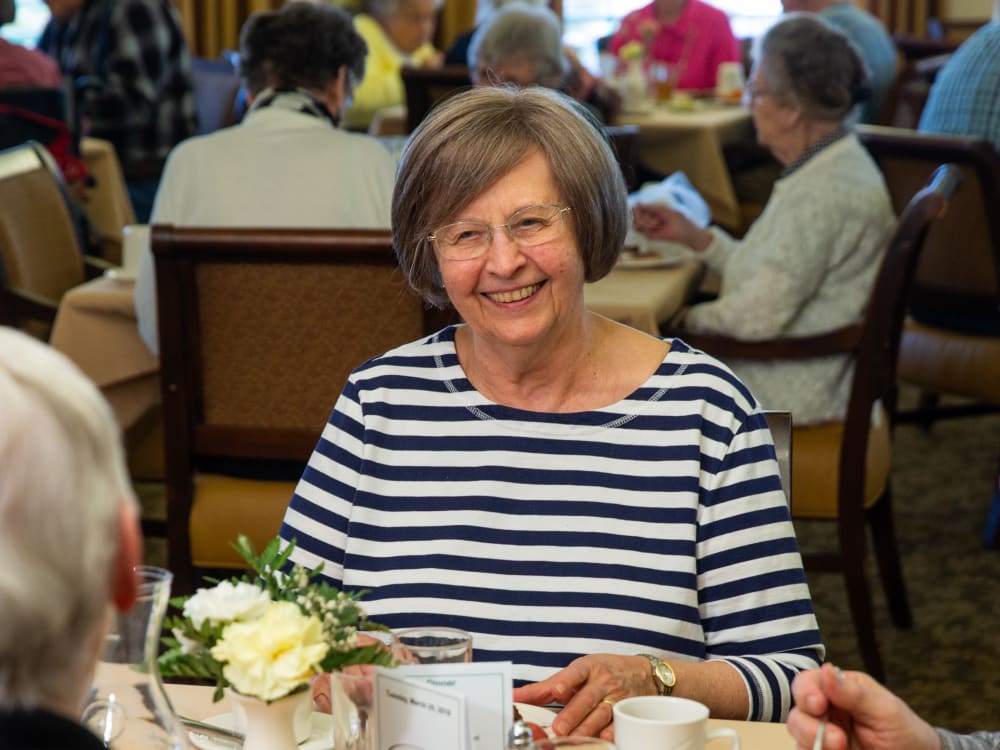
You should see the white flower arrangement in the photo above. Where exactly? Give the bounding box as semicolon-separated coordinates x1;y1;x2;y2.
159;536;392;702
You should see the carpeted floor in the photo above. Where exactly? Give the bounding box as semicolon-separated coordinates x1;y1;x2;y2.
138;402;1000;734
795;408;1000;734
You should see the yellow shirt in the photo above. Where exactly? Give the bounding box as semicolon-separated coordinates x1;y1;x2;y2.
345;14;438;130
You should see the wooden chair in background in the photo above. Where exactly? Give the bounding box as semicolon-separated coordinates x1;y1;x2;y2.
191;54;245;135
679;164;962;682
153;226;456;593
877;52;951;128
605;124;641;193
0;141;109;340
401;65;472;133
859;126;1000;548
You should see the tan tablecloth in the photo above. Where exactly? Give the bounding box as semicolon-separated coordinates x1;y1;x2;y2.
614;103;754;231
165;682;795;749
81;136;136;255
49;276;159;432
585;257;705;336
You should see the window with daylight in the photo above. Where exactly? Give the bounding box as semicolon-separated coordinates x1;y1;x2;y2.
561;0;782;72
0;0;49;47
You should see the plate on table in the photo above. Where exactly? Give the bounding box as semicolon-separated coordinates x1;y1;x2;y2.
188;711;334;750
515;702;557;737
617;240;692;269
103;267;137;283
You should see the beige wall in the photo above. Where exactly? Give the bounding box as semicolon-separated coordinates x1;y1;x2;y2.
940;0;992;19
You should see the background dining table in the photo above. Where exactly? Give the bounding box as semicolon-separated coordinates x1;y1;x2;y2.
614;102;754;232
48;274;163;478
584;256;705;336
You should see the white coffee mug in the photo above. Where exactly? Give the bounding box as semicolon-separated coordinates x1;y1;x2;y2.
613;696;740;750
120;223;151;273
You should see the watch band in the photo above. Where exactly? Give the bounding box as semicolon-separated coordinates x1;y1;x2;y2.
640;653;676;696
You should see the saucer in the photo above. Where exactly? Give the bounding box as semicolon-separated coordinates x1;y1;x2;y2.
188;712;334;750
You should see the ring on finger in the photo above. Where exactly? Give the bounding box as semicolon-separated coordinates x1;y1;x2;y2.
601;698;616;708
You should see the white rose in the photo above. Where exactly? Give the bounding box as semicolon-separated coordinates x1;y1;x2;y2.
211;601;329;701
183;581;271;629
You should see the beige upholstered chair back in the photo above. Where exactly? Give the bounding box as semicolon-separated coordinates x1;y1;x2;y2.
0;142;84;304
195;261;424;433
153;225;456;591
860;127;1000;305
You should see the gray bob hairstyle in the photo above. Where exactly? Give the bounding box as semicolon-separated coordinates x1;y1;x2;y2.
756;13;871;122
392;86;628;308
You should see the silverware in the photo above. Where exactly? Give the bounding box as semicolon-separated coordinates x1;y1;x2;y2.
178;715;245;748
812;716;828;750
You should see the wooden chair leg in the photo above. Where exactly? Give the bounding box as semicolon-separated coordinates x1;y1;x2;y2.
843;555;886;684
916;390;940;432
867;489;913;628
984;453;1000;549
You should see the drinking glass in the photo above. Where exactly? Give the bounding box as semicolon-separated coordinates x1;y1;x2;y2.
330;671;376;750
81;566;184;748
647;62;673;103
390;626;473;664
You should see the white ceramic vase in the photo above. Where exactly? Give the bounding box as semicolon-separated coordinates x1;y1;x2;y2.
621;59;649;113
229;688;312;750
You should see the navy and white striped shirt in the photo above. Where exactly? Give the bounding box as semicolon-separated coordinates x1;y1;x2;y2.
280;327;824;721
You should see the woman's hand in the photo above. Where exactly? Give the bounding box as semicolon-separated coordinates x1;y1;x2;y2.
312;633;388;713
512;654;653;740
787;664;942;750
632;203;712;251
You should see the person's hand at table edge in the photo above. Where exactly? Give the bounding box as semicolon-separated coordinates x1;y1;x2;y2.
787;663;943;750
632;203;713;252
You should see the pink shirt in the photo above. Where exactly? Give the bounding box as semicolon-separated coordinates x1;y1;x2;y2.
609;1;741;91
0;38;62;89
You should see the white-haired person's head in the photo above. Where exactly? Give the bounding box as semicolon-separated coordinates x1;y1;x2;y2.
0;328;141;717
469;2;566;88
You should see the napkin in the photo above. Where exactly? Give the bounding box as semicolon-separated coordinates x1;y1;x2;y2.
628;171;711;229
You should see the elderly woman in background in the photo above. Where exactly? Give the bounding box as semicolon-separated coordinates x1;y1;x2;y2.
135;1;396;355
633;14;894;425
281;85;823;737
609;0;741;91
444;0;546;66
344;0;444;130
0;328;142;744
469;3;617;122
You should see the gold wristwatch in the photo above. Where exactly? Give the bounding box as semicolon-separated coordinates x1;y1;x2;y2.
641;654;676;696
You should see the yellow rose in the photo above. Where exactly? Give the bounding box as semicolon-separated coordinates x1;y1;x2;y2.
211;601;329;701
619;41;644;63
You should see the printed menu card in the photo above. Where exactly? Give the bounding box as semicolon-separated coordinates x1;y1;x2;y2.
374;661;514;750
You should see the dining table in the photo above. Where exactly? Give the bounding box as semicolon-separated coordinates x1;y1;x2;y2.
584;255;705;336
613;101;754;232
164;680;796;749
48;274;162;477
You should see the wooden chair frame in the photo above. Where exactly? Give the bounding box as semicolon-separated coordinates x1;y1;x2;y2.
858;126;1000;548
0;141;108;337
153;225;455;592
679;165;962;681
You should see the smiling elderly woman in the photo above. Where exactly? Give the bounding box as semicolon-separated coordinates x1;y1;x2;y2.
280;86;823;738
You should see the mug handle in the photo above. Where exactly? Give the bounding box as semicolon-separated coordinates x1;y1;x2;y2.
705;727;740;749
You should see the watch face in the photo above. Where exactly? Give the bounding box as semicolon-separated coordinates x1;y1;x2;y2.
655;661;676;687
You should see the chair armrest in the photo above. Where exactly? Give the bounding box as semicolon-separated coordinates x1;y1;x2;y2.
83;254;115;280
0;287;58;325
678;323;863;360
